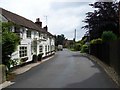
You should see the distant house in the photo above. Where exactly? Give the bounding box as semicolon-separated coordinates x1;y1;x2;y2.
63;39;74;48
0;8;55;65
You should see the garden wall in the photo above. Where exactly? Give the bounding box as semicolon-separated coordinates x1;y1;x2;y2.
0;65;6;84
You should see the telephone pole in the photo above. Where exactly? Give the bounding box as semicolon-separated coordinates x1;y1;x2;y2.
74;29;76;42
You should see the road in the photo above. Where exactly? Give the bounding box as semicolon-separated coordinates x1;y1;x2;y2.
5;49;117;88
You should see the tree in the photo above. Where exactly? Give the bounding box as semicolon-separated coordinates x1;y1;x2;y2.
2;22;20;70
102;31;117;42
55;34;65;46
82;1;119;40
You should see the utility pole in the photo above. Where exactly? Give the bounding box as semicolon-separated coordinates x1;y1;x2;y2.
74;29;76;42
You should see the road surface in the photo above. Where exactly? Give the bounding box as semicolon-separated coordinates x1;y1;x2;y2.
5;49;118;88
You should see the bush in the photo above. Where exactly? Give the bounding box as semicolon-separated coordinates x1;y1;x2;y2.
21;57;28;62
2;22;20;70
102;31;117;42
73;44;81;51
38;53;43;61
32;54;38;63
90;38;102;44
80;44;89;53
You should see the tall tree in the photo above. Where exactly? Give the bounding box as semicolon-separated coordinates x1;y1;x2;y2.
55;34;65;46
82;1;119;40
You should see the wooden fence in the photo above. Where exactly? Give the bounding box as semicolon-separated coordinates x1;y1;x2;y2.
90;40;120;85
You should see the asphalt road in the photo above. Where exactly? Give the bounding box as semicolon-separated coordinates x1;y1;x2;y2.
6;49;118;88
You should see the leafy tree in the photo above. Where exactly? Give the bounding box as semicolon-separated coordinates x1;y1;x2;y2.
55;34;65;46
2;22;20;70
80;44;89;53
82;1;119;40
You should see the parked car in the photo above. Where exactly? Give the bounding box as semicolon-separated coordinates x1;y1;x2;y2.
57;45;63;51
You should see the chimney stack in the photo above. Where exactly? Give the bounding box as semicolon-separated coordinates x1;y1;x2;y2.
43;25;48;32
35;18;42;28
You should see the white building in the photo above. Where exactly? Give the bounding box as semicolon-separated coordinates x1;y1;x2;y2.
1;8;55;65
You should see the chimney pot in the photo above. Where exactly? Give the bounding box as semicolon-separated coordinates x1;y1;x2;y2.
36;18;40;22
44;25;48;32
35;18;42;28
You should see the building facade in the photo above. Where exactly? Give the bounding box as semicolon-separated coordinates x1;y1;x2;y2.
1;8;55;66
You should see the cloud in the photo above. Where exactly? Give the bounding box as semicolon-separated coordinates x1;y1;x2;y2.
0;0;95;40
50;2;90;10
48;2;95;40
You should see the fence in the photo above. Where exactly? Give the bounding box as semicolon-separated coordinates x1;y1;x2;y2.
90;40;120;85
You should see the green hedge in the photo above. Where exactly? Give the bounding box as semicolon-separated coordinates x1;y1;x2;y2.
102;31;117;42
73;44;81;51
90;38;102;44
80;44;89;53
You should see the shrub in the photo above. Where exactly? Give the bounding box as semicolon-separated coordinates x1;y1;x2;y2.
21;57;28;62
2;23;20;70
102;31;117;42
80;44;89;53
32;54;38;63
73;44;81;51
90;38;102;44
38;53;43;61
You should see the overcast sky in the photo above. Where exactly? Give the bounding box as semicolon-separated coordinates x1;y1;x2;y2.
0;0;99;40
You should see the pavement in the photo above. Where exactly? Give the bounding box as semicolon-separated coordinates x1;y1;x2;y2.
0;55;54;89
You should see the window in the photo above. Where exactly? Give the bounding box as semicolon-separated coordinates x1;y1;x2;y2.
51;46;52;51
34;31;36;38
48;45;49;51
19;46;27;57
14;26;20;37
14;27;20;33
27;30;31;38
45;45;47;52
39;45;43;53
39;32;41;37
10;26;14;32
43;34;47;39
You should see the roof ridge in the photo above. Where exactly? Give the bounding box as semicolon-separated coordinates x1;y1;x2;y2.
1;8;35;24
1;8;54;36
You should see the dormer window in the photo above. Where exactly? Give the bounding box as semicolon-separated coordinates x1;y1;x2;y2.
34;31;37;38
10;26;14;32
39;32;41;37
14;26;20;33
27;30;31;38
43;34;47;39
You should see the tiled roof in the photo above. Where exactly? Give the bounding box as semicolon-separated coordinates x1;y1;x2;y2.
0;8;54;36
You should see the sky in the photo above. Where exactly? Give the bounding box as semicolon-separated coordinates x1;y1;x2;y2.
0;0;110;40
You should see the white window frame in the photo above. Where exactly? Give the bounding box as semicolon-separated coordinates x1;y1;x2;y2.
19;46;27;58
39;45;43;53
48;45;49;51
27;30;31;38
45;45;47;52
